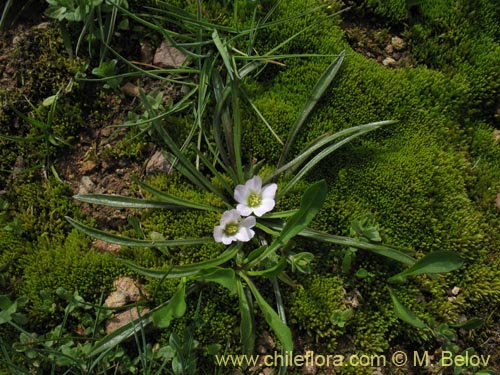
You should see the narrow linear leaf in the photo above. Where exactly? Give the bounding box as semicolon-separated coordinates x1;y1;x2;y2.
278;50;345;167
66;217;210;247
246;258;287;278
236;279;255;357
388;251;464;283
192;267;237;295
74;194;191;209
133;179;224;212
244;276;293;353
212;29;235;80
450;318;483;330
246;181;327;268
388;287;427;329
294;226;416;265
120;243;241;279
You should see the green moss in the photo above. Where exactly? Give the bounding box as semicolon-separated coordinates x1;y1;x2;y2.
19;230;126;325
11;178;81;240
288;274;345;349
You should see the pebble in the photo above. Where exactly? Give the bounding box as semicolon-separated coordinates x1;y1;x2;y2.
153;40;187;68
382;57;397;66
78;176;95;194
146;150;171;174
391;36;405;50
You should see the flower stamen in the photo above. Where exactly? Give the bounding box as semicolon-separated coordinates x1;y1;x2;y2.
247;192;262;208
224;222;239;236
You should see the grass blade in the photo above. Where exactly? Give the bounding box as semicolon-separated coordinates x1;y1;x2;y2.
73;194;201;210
66;216;211;247
120;243;241;279
278;50;345;167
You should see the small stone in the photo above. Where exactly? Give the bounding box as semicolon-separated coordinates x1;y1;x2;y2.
104;291;128;308
114;276;142;301
79;176;96;194
121;82;139;97
382;57;397;67
105;308;150;334
100;127;113;138
94;239;121;253
80;160;97;174
451;286;461;296
302;350;317;375
153;40;187;68
11;156;24;180
384;44;394;54
146;150;171;174
140;41;154;64
391;36;405;50
494;130;500;142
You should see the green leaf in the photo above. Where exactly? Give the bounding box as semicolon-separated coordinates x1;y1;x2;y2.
0;295;16;325
246;258;287;278
278;51;345;167
246;180;327;268
212;29;235;80
66;216;211;247
120;243;241;279
388;287;427;329
236;279;254;356
152;281;186;328
193;268;237;295
450;318;484;330
74;194;193;209
294;226;416;265
388;251;464;283
244;277;293;352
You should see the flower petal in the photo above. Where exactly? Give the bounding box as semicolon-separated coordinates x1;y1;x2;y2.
236;204;253;217
261;183;278;199
236;227;255;242
213;226;225;243
220;209;241;225
246;176;262;192
240;216;256;229
222;235;235;245
234;185;248;204
253;198;275;217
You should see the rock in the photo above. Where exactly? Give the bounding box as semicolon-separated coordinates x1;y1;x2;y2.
140;41;154;64
494;130;500;142
153;40;187;68
121;82;139;97
79;176;96;194
80;160;97;174
382;57;397;67
258;331;276;350
11;156;24;180
451;286;461;296
384;44;394;54
391;36;405;50
104;276;144;309
105;307;150;334
302;350;317;375
104;291;128;308
114;276;142;301
146;150;171;174
94;239;121;253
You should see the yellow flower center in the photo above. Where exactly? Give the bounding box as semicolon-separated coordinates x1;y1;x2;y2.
248;192;262;207
224;222;239;236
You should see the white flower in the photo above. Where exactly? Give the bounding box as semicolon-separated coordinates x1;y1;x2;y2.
234;176;277;217
213;209;256;245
